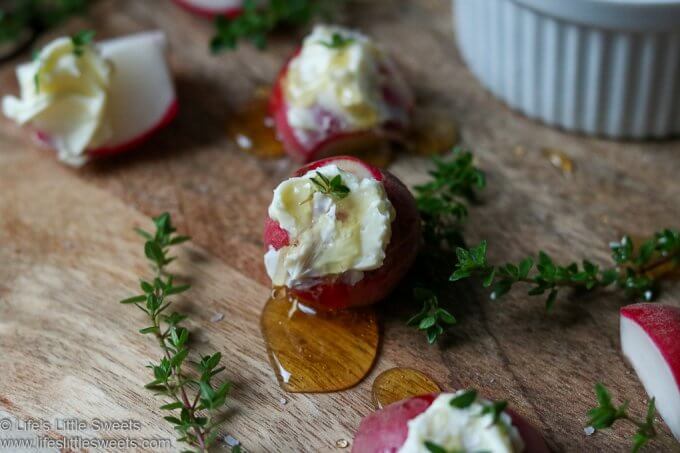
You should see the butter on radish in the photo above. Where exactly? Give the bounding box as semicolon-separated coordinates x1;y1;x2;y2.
3;31;177;166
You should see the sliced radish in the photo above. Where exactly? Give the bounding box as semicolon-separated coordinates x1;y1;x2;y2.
621;303;680;440
87;31;177;157
352;393;549;453
172;0;243;18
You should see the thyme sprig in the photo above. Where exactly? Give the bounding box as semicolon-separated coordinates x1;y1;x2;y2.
121;213;232;453
33;29;95;93
415;149;486;251
317;32;353;49
587;383;657;452
70;28;94;56
309;171;350;200
406;288;457;344
210;0;342;52
407;148;486;344
450;229;680;310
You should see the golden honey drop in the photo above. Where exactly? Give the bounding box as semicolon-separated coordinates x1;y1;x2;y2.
371;367;440;409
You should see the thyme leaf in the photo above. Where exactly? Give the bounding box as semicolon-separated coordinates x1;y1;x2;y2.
587;383;657;452
317;32;354;49
70;28;94;56
309;171;350;200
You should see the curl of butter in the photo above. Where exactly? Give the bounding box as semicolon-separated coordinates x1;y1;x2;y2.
2;37;113;166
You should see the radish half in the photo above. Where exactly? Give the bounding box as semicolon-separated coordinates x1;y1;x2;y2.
173;0;243;17
621;303;680;440
30;31;178;161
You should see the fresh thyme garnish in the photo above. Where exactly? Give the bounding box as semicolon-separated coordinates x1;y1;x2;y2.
587;383;657;452
32;29;94;93
424;443;489;453
450;229;680;310
407;148;486;344
0;0;88;54
449;389;507;426
210;0;343;52
317;32;354;49
481;400;508;425
424;442;450;453
121;213;232;453
309;171;350;200
33;71;40;92
415;149;486;250
71;29;94;56
407;288;457;344
449;389;477;408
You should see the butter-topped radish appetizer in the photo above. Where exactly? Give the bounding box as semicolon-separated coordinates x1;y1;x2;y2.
2;31;177;167
353;391;550;453
264;156;420;310
270;25;413;163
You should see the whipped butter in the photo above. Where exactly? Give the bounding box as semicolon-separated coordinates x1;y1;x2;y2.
283;25;409;144
265;164;395;288
398;392;525;453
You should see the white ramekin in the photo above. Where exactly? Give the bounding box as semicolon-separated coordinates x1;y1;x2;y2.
454;0;680;139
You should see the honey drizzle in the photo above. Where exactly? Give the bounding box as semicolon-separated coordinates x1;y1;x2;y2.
226;88;286;159
408;106;459;157
260;290;379;393
371;367;440;409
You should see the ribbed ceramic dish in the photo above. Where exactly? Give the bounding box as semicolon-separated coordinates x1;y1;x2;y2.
454;0;680;139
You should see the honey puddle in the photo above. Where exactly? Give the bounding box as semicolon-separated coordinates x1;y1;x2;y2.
226;88;286;159
371;367;440;409
261;289;379;393
409;106;459;157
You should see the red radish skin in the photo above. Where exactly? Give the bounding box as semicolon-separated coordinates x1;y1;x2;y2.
172;0;242;18
88;99;178;158
34;99;178;161
621;303;680;440
270;52;413;163
621;303;680;386
352;394;550;453
263;156;421;310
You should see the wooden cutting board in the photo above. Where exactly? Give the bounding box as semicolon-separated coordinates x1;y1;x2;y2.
1;0;679;451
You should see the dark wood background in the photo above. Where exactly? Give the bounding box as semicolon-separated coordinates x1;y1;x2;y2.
0;0;679;451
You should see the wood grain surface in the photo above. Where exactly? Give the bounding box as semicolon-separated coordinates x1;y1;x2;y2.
1;0;680;451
